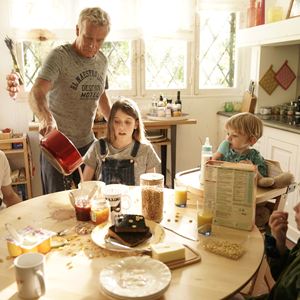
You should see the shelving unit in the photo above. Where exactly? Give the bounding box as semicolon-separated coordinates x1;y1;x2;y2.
237;17;300;47
0;134;32;199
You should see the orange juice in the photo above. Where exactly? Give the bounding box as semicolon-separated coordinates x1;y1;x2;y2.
197;213;213;227
197;212;213;235
174;188;187;207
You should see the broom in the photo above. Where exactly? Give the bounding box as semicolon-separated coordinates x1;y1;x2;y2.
4;35;24;85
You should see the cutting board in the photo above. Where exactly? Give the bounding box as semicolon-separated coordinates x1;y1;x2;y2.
241;91;257;113
165;244;201;270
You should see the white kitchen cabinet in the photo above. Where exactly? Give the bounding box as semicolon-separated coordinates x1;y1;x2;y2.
263;126;300;243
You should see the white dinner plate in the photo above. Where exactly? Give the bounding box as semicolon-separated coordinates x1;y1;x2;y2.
91;220;165;252
99;256;171;300
146;113;189;121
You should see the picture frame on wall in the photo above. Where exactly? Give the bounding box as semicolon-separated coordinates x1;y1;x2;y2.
287;0;300;18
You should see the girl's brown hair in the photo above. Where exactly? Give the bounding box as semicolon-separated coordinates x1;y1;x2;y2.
106;98;146;143
225;112;263;140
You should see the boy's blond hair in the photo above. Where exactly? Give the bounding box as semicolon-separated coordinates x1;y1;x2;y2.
225;112;263;140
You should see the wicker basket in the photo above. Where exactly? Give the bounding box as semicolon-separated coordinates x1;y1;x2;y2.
0;131;13;150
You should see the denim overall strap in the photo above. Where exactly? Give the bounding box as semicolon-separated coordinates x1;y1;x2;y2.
100;140;140;185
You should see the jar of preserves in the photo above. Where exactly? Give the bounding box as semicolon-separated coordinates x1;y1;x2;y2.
140;173;164;223
90;199;110;225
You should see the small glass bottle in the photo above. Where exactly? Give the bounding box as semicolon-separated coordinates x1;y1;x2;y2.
157;95;165;117
165;99;172;117
173;91;182;117
247;0;256;27
255;1;263;26
200;137;213;186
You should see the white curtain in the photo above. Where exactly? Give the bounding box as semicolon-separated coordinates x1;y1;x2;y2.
197;0;247;11
9;0;194;40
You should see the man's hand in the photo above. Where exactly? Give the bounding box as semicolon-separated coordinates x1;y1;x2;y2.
269;210;288;255
39;119;57;136
6;73;21;99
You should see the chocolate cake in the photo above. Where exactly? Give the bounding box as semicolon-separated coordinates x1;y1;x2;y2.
114;214;148;233
106;225;152;247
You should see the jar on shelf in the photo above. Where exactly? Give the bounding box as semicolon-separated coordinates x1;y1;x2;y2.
287;105;296;116
140;173;164;223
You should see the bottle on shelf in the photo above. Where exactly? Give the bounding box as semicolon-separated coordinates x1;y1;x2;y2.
173;91;182;117
157;95;165;117
151;94;158;116
247;0;256;28
261;0;265;25
200;137;213;186
165;99;173;117
256;1;263;26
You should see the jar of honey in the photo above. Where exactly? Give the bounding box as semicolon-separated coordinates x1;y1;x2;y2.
90;199;110;225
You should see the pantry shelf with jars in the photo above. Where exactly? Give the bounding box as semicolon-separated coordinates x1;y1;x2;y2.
0;133;33;200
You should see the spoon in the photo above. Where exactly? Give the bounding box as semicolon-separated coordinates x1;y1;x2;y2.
5;223;23;244
104;236;151;254
86;185;99;202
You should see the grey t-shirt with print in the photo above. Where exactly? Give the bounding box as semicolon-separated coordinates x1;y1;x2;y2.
84;139;161;185
38;44;108;148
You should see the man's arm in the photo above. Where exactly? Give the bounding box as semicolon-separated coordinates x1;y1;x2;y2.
29;78;57;136
1;185;21;207
99;90;111;121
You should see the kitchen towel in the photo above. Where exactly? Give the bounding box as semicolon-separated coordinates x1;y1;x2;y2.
275;60;296;90
259;65;278;95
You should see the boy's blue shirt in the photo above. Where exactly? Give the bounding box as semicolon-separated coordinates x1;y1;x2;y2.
217;140;268;177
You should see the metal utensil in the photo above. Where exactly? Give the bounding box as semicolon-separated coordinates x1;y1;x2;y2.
104;237;152;254
162;226;199;242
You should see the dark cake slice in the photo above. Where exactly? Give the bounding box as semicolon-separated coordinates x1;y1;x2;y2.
114;214;148;233
106;225;152;247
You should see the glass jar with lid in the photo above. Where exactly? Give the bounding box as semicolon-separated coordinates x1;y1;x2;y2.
140;173;164;223
90;199;110;225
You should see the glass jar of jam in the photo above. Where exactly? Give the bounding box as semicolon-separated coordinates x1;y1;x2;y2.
90;199;110;225
75;197;91;221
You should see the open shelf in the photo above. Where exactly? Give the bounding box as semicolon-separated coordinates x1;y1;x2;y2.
237;17;300;47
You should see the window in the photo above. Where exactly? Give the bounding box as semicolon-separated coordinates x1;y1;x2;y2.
22;40;65;90
102;41;132;90
199;11;236;89
11;0;241;97
144;39;187;90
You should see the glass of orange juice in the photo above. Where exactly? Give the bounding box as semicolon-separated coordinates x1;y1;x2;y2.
174;179;187;207
197;199;213;236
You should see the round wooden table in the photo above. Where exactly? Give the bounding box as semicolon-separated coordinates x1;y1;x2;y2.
0;188;264;300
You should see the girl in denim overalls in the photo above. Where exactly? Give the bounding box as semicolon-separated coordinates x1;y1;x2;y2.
83;98;160;185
